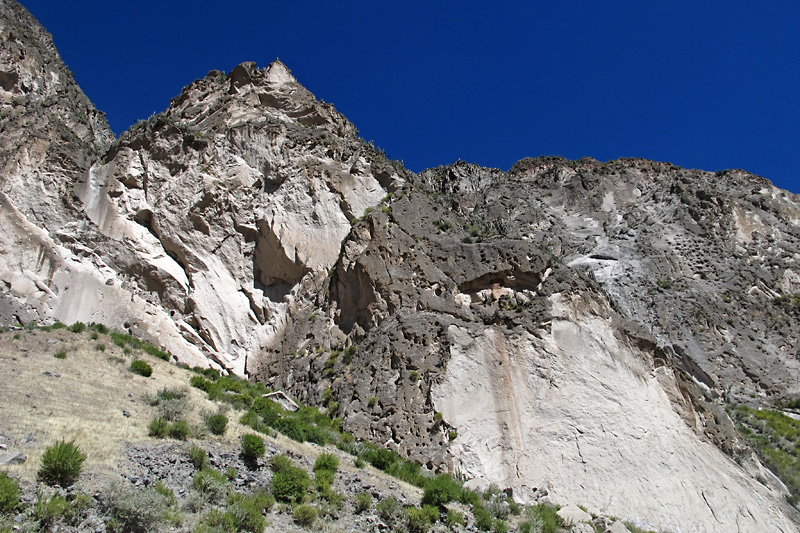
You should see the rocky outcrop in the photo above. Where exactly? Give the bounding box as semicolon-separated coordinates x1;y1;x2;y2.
0;0;403;374
3;2;800;530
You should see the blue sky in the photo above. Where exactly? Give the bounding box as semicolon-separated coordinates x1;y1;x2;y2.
21;1;800;193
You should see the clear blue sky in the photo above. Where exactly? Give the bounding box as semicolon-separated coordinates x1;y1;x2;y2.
20;1;800;193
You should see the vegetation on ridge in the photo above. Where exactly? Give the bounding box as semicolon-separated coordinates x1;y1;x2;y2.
0;323;573;533
731;405;800;507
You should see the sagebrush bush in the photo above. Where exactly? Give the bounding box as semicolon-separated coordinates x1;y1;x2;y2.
33;490;71;528
377;496;402;525
129;360;152;377
38;440;86;487
69;322;85;333
104;482;170;533
487;495;510;519
206;413;228;436
193;468;228;503
0;472;20;514
146;387;188;421
526;503;563;533
293;503;317;527
240;434;264;464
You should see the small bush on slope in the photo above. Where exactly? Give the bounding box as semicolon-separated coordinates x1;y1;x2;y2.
0;473;20;514
38;440;86;487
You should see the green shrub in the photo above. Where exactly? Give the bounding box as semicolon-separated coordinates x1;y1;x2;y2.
88;322;109;334
69;322;86;333
0;472;20;514
148;417;169;438
143;344;170;361
38;440;86;487
377;496;402;525
193;468;228;503
446;509;465;528
153;480;176;506
342;345;357;365
129;360;152;377
168;421;191;440
493;518;508;533
270;454;294;473
241;434;265;464
104;483;170;533
293;503;317;527
354;492;371;514
406;505;439;533
272;464;310;503
422;474;461;508
732;406;800;506
361;446;398;471
474;506;494;531
224;489;273;532
188;446;208;470
33;490;71;528
238;410;260;430
367;396;377;408
53;350;67;359
206;413;228;436
526;504;563;533
314;453;339;474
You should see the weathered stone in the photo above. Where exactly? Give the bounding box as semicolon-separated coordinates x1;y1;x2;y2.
605;521;632;533
558;504;593;526
0;451;26;465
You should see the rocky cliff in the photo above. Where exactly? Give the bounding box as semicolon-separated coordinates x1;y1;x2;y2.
2;2;800;531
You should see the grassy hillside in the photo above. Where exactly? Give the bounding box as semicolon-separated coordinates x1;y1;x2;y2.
0;323;646;532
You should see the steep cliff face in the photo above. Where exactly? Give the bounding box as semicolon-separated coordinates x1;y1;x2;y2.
3;2;800;531
0;1;402;373
256;163;800;530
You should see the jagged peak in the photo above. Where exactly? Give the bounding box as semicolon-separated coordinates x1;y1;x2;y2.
265;59;296;86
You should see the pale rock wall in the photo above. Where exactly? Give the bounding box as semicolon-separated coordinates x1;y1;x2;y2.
433;293;797;532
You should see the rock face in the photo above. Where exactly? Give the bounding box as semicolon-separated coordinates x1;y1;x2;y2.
3;2;800;531
0;2;403;373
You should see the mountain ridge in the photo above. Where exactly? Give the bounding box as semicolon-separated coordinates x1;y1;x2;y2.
2;2;800;531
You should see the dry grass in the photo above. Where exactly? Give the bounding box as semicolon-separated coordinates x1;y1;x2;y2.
0;328;218;485
0;326;422;504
